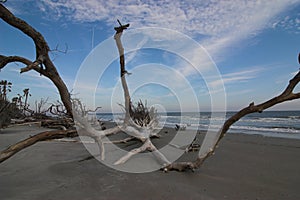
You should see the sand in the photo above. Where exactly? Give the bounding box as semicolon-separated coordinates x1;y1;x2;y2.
1;124;300;200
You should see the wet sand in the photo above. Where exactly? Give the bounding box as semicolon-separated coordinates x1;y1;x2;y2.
1;124;300;200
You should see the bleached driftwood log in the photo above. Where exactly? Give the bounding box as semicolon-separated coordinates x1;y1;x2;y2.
73;21;171;166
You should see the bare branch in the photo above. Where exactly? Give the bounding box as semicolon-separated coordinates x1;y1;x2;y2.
114;138;151;165
164;70;300;172
0;55;31;69
50;43;69;62
0;129;78;163
0;4;73;116
20;55;46;74
103;136;136;144
51;43;68;54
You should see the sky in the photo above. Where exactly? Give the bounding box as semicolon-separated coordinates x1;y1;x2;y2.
0;0;299;113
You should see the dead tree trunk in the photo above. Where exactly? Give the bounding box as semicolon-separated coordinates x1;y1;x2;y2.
114;20;131;123
0;4;72;117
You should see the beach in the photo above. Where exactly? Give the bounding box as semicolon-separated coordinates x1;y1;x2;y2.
1;124;300;200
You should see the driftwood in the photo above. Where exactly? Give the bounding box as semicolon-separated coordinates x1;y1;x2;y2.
70;20;300;171
2;69;298;169
163;70;300;171
72;21;169;166
0;8;299;172
9;117;74;129
40;118;74;130
0;116;76;163
0;129;78;163
114;22;132;123
111;21;170;165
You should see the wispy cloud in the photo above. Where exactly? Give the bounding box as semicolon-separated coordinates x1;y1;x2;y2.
5;0;298;111
8;0;298;70
30;0;299;82
125;36;149;65
37;1;298;34
210;67;262;87
36;0;299;56
6;0;299;67
272;12;300;34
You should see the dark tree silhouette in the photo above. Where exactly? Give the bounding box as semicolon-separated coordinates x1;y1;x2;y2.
0;4;72;117
0;80;12;101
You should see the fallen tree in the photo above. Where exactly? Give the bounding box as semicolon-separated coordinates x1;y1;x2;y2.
0;4;299;173
72;21;168;165
72;21;300;171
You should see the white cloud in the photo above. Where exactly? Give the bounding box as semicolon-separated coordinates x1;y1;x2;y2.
37;1;298;36
7;0;298;110
210;67;262;87
6;0;300;62
36;0;300;70
125;35;149;65
272;13;300;34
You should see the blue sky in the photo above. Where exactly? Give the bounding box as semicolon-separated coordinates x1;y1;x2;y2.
0;0;299;112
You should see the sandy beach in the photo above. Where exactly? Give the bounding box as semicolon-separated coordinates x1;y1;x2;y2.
1;124;300;200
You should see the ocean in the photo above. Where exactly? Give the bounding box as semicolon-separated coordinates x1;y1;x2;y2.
95;111;300;139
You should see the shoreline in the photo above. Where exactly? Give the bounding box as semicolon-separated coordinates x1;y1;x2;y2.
96;110;300;140
1;124;300;199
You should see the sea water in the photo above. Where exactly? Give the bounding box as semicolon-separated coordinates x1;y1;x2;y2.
95;111;300;139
